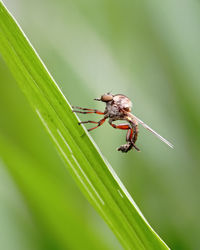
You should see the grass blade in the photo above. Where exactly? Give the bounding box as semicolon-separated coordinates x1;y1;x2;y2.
0;2;169;249
0;132;110;250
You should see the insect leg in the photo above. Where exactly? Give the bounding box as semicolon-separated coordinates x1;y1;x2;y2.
109;122;130;130
87;118;106;131
125;128;140;151
79;120;98;125
126;128;133;142
72;106;104;115
109;120;140;152
132;125;139;144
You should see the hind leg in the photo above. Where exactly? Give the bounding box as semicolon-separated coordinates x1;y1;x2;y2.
109;121;140;152
126;126;140;151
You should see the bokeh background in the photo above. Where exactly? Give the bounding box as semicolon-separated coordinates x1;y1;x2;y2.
1;0;200;249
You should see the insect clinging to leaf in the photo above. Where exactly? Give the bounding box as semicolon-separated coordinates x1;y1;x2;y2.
72;93;173;153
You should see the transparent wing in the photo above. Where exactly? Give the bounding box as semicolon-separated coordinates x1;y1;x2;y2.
128;113;174;149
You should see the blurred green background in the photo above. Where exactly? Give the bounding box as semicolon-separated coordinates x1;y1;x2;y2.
1;0;200;249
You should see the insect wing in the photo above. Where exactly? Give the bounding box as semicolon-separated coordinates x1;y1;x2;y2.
128;113;174;149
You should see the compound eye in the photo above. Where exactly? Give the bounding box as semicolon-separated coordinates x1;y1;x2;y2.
101;94;113;102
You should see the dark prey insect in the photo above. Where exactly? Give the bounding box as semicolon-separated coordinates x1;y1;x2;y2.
72;93;174;153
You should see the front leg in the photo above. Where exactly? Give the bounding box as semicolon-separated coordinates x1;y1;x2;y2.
72;106;104;115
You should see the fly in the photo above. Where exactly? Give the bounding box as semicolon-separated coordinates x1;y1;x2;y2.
72;93;174;153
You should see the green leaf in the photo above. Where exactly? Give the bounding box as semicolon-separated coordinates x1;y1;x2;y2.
0;2;169;249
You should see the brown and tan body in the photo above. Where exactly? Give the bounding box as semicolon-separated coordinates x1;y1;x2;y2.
73;93;173;153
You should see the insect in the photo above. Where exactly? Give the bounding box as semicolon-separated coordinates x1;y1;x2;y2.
72;93;174;152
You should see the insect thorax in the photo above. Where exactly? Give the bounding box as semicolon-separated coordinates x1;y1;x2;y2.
105;94;132;118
